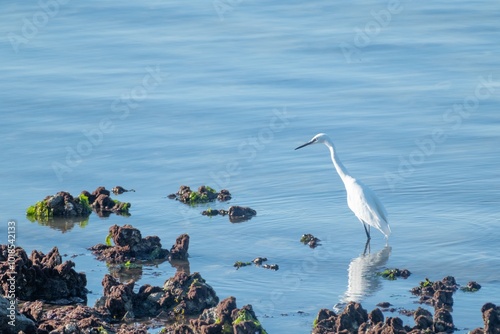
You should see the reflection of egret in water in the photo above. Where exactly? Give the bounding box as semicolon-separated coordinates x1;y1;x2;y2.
336;243;392;309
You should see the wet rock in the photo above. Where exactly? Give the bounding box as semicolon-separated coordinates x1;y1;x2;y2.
377;268;411;280
163;271;219;316
0;295;36;333
411;276;456;306
232;304;265;334
337;302;368;332
369;307;385;324
470;303;500;334
313;308;337;333
434;308;454;333
169;234;190;261
234;261;252;269
433;288;454;309
385;317;408;333
461;281;482;292
112;186;135;194
202;205;257;223
262;264;279;271
202;208;220;216
217;189;232;201
88;224;169;264
252;257;267;265
26;191;92;221
300;234;321;248
89;186;131;216
228;205;257;222
22;303;111;334
95;271;219;322
183;297;266;334
413;307;433;330
376;302;392;308
99;274;135;319
170;185;224;204
313;302;369;333
0;245;87;302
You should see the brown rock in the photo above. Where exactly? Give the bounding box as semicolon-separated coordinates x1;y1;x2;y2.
170;234;190;260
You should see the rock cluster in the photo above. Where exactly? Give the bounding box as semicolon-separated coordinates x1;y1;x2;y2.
94;271;219;321
169;185;231;204
470;303;500;333
0;245;87;303
20;302;113;334
300;234;321;248
312;301;446;334
202;205;257;222
313;276;487;333
88;224;175;263
410;276;457;332
81;186;131;216
167;296;267;333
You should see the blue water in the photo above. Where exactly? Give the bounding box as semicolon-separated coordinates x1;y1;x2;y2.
1;1;499;332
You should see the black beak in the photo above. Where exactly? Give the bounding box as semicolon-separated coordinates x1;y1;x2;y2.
295;140;314;150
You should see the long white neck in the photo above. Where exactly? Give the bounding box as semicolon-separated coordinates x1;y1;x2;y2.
324;140;351;184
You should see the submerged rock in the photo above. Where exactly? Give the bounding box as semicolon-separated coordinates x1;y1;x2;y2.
169;185;231;204
300;234;321;248
410;276;457;307
252;257;268;265
377;268;412;280
202;205;257;223
0;245;87;303
262;264;279;271
88;224;169;264
227;205;257;222
112;186;135;195
234;261;252;269
82;186;131;216
461;281;482;292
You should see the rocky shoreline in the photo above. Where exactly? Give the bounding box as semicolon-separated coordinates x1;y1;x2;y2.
1;187;497;333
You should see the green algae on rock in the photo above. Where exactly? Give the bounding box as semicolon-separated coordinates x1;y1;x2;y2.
26;191;92;221
169;185;231;205
377;268;411;280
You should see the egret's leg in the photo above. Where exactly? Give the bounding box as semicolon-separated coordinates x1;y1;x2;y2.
363;238;371;255
363;223;371;240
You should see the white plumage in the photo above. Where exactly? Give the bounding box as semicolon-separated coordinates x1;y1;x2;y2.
295;133;391;239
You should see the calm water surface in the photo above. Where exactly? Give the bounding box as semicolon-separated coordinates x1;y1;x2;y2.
1;1;499;332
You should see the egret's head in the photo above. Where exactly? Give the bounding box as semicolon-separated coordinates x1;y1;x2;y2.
295;133;330;150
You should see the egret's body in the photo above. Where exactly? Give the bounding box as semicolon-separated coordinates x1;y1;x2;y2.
295;133;391;239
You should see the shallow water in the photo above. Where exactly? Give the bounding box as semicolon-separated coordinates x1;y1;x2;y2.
1;1;500;332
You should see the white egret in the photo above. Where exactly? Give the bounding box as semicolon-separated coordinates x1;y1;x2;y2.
295;133;391;240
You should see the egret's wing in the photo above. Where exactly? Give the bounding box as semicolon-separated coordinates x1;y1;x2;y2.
346;179;391;237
